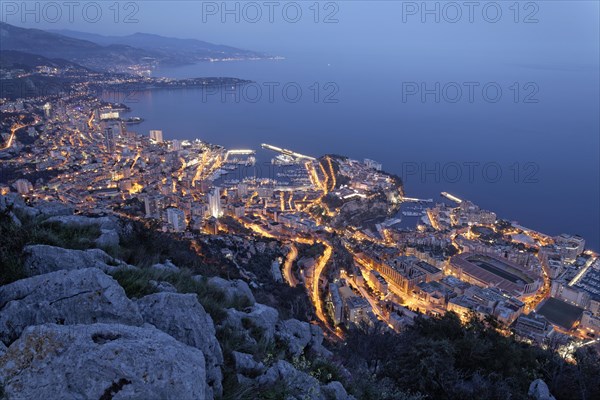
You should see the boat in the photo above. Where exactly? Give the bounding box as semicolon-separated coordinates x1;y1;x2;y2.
124;117;144;124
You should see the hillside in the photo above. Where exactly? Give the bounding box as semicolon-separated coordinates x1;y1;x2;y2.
0;50;89;72
51;30;267;62
0;22;268;72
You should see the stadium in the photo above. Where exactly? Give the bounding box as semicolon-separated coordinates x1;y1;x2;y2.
448;253;542;298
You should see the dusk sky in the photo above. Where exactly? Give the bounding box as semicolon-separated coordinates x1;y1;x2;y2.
3;1;599;60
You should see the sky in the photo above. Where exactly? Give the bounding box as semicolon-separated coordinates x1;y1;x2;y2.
1;1;599;62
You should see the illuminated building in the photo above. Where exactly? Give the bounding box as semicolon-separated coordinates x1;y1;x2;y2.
448;253;541;298
171;139;182;151
208;187;223;218
149;130;163;143
15;179;33;194
43;102;52;119
166;207;186;232
364;158;382;171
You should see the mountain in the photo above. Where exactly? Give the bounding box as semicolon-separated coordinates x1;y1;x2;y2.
0;50;87;71
0;50;93;99
1;23;268;72
0;22;155;71
50;29;267;61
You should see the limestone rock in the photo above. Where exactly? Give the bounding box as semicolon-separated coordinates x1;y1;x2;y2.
0;268;143;345
225;303;279;342
0;323;207;400
150;259;180;273
232;351;265;375
276;319;331;357
0;193;38;218
44;214;119;231
148;280;178;293
137;292;223;398
208;276;255;305
257;360;321;399
528;379;556;400
33;200;73;217
23;244;133;276
321;381;355;400
95;228;120;249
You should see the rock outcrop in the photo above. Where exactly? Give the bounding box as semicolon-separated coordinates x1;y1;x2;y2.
150;259;180;273
276;318;331;357
43;214;121;249
44;214;119;231
225;303;279;342
257;360;322;399
321;381;354;400
0;323;207;400
137;292;224;399
252;360;354;400
528;379;557;400
232;351;265;375
208;276;256;305
148;279;178;293
95;228;120;248
0;196;356;399
23;244;133;276
1;194;72;219
32;200;74;217
0;268;143;345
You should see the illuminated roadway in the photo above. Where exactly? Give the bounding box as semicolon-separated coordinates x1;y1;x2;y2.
232;215;340;338
311;240;332;325
1;123;26;151
283;243;299;287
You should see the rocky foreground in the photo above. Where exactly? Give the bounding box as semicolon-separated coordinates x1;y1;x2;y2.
0;194;354;400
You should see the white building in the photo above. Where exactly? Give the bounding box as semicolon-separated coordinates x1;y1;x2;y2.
170;139;182;151
15;179;33;194
208;187;223;218
167;208;186;232
364;158;382;171
43;102;52;118
149;130;163;143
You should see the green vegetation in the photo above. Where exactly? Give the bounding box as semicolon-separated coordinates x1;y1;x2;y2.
111;268;251;324
0;208;100;285
298;242;326;259
337;312;600;400
112;220;226;275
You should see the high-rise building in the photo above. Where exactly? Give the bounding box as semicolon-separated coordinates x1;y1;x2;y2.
144;195;164;218
15;179;33;194
208;187;223;218
167;208;187;232
237;183;249;197
42;102;52;119
149;130;163;143
103;126;116;153
171;139;182;151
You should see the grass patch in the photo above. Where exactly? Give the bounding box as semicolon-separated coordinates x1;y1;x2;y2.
0;208;100;285
111;268;252;324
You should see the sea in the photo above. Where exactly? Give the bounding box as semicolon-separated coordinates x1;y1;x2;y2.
105;48;599;250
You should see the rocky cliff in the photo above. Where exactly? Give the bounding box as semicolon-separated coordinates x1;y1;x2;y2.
0;195;354;400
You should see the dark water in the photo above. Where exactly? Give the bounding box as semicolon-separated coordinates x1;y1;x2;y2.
112;45;599;250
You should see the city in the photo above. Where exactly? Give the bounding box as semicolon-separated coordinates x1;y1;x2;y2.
2;85;598;350
1;7;599;400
